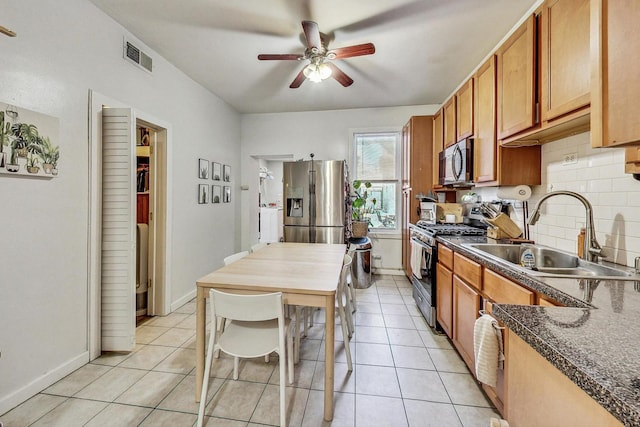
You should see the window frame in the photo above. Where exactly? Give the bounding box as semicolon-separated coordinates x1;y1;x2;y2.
349;128;402;234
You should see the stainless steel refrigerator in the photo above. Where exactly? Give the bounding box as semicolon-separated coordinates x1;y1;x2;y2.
283;159;345;243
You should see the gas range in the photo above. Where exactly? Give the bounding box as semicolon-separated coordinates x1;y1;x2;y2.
412;220;486;246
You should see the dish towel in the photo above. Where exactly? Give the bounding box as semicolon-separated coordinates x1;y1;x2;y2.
474;314;504;387
410;241;425;279
489;417;510;427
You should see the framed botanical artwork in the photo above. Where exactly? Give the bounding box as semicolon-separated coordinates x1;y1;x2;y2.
212;185;221;203
212;162;221;181
223;164;231;182
223;186;231;203
198;158;209;179
198;184;209;204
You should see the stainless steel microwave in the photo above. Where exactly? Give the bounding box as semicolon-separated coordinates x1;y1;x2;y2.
439;138;473;187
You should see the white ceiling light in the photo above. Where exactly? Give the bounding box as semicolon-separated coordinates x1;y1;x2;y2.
303;60;332;83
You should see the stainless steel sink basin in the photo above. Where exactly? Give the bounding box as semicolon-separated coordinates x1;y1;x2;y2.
462;243;637;280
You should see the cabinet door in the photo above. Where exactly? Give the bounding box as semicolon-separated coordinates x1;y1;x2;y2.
443;97;456;147
592;0;640;147
453;275;481;372
483;269;535;305
497;14;537;140
540;0;590;123
456;78;474;141
436;263;453;338
474;56;497;184
432;109;444;188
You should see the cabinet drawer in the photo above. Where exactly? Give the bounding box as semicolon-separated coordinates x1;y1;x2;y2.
538;295;560;307
454;253;482;290
438;244;454;270
483;269;534;305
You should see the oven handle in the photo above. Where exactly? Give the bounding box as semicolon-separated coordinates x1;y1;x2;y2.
411;237;434;255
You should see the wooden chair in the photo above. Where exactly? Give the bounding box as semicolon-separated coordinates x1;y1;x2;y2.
223;250;249;265
251;242;268;252
197;290;294;427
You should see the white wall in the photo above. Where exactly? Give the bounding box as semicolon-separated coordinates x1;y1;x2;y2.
469;132;640;267
0;0;240;413
240;105;439;271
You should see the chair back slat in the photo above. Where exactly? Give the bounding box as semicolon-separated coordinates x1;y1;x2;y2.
223;251;250;265
210;289;283;322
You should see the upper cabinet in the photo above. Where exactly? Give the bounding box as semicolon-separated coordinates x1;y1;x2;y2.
496;14;537;141
540;0;590;123
443;97;456;148
456;78;474;141
475;55;541;187
432;109;444;189
591;0;640;147
498;1;591;146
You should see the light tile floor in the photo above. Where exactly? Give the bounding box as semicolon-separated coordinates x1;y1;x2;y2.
0;274;499;426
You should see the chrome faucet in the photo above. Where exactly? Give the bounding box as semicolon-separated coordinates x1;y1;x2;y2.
528;191;603;262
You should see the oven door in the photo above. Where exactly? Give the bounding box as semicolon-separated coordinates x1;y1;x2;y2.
410;237;437;329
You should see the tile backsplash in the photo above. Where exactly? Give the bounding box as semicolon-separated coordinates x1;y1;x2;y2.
467;132;640;267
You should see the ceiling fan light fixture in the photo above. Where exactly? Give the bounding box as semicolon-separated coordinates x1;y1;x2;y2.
303;61;332;83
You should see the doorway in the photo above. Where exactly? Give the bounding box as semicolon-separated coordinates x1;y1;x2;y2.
88;90;172;359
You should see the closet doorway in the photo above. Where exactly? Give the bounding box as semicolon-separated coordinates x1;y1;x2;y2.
88;91;172;359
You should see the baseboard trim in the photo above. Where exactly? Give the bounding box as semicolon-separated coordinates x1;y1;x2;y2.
0;352;88;415
171;289;196;312
373;268;405;276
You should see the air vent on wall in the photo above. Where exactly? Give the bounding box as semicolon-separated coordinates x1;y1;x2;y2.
124;40;152;73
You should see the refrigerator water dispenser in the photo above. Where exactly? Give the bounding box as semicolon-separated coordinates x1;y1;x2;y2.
287;198;303;217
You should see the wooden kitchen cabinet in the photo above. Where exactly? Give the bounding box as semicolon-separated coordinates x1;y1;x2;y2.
443;98;456;148
496;14;537;141
625;147;640;175
474;55;542;187
540;0;590;124
436;262;454;338
401;116;434;278
453;252;482;288
432;109;444;189
506;330;623;426
592;0;640;147
456;78;474;141
453;275;481;372
483;269;535;305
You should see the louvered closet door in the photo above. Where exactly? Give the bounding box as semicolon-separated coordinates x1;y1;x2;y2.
101;107;135;351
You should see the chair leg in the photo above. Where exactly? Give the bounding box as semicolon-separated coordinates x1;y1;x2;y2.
294;307;301;364
214;317;225;358
279;345;287;427
287;324;294;385
197;326;218;427
233;356;240;380
337;305;353;371
344;300;355;338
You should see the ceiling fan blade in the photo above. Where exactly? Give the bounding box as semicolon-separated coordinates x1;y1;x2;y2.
326;63;354;87
289;69;306;88
258;54;303;60
329;43;375;59
302;20;322;49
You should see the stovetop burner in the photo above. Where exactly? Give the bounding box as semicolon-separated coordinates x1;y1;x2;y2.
415;221;486;236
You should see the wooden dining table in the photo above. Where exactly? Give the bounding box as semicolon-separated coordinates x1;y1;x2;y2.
195;242;347;421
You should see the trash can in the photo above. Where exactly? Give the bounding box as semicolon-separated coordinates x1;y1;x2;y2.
348;236;372;289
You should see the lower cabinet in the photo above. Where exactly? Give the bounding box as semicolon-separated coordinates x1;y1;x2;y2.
436;262;453;338
506;330;623;427
452;275;481;373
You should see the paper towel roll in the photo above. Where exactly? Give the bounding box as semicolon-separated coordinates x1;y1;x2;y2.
497;185;532;201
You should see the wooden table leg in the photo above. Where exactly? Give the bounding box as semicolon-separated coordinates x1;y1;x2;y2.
324;294;335;421
195;287;206;402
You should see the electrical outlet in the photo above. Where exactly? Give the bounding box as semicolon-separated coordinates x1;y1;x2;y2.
562;152;578;165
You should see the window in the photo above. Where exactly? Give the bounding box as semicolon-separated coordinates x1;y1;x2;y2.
352;131;401;231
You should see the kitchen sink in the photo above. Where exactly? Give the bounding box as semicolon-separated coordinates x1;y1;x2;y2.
462;243;637;280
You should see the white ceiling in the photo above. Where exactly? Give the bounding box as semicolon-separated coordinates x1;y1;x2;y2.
88;0;538;114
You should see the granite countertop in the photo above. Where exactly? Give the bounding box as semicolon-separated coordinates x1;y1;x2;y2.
438;236;640;427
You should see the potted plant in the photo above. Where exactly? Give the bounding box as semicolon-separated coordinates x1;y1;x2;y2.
0;111;11;168
26;153;40;174
351;180;376;237
10;122;38;158
6;147;20;172
39;136;59;174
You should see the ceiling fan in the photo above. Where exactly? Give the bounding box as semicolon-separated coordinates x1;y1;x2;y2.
258;21;375;88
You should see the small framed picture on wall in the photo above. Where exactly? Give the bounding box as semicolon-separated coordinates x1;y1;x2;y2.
212;185;221;203
223;164;231;182
198;184;209;204
199;159;209;179
212;162;221;181
223;186;231;203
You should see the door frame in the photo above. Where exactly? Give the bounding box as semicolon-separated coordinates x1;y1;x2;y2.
88;90;173;359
